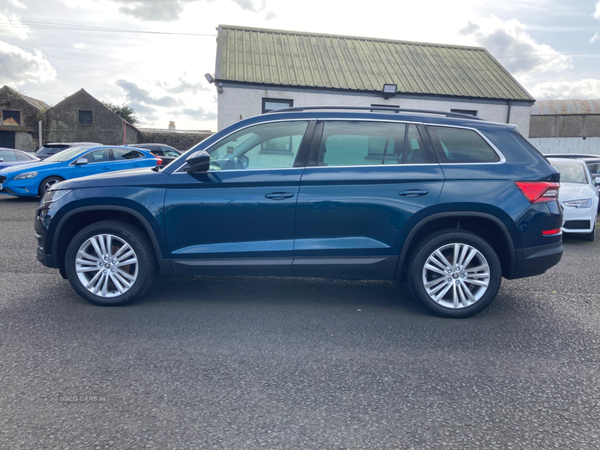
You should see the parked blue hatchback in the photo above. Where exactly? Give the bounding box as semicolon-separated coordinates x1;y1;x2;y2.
0;146;160;197
34;107;564;317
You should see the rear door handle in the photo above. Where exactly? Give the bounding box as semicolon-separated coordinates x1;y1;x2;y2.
265;192;294;200
399;189;429;197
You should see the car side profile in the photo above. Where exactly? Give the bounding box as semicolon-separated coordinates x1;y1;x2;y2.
34;107;563;317
0;145;161;197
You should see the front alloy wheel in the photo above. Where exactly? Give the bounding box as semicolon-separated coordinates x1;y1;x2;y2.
75;234;139;298
65;220;157;305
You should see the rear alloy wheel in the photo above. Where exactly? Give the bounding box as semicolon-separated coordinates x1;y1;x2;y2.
38;176;63;197
65;221;157;306
408;230;502;318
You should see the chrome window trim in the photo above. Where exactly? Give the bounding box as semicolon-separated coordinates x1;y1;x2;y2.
425;123;506;165
173;117;507;173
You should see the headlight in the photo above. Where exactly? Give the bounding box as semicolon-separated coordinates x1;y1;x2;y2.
14;171;38;180
564;198;592;208
39;189;72;206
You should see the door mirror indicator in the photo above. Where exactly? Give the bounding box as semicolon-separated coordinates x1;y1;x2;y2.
74;158;88;165
186;150;210;174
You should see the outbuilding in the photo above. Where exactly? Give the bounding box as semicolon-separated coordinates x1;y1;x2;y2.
210;25;535;134
0;86;49;151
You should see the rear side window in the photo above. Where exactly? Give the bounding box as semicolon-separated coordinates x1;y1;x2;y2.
427;126;499;163
318;121;428;167
113;148;144;160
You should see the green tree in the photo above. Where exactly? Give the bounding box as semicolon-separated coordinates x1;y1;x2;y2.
102;101;138;125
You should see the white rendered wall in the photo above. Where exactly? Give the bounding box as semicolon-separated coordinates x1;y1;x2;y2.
529;137;600;155
217;85;531;136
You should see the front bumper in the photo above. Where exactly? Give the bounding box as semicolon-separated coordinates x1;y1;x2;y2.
561;204;597;233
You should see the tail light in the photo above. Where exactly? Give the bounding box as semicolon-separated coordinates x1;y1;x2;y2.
155;157;163;166
514;181;559;204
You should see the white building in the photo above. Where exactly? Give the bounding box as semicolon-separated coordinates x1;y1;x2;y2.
210;25;535;134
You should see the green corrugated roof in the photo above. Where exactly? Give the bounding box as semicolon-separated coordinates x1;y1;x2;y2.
215;25;534;102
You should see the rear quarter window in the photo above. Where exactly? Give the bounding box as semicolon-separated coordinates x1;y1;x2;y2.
427;126;500;163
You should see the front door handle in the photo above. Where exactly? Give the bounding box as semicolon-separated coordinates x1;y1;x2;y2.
399;189;429;197
102;166;111;171
265;192;294;200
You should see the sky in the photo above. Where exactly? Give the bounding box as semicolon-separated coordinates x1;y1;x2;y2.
1;0;599;131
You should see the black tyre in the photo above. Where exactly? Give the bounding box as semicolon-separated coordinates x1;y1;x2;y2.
38;176;64;197
582;227;596;242
408;229;502;318
64;220;157;306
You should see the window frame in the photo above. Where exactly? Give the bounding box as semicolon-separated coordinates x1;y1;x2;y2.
262;98;294;114
78;148;112;164
425;124;506;165
2;110;21;126
450;109;478;117
79;110;93;125
112;148;145;161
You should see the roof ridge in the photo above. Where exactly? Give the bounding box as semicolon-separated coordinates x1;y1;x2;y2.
218;25;487;51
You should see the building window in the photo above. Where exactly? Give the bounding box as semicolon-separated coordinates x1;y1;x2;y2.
450;109;478;117
2;110;20;126
262;98;293;113
371;104;399;113
79;110;93;125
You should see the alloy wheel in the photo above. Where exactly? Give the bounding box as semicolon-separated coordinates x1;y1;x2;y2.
75;234;139;298
421;243;490;309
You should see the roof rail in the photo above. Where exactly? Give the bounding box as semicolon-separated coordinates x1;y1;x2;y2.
267;106;485;120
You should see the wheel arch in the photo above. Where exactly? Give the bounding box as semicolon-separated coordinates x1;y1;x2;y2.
396;211;517;280
53;205;171;275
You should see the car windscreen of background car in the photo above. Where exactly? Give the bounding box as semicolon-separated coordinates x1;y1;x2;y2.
552;162;588;184
45;147;88;162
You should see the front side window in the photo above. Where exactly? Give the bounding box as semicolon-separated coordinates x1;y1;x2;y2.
427;126;500;163
205;121;309;171
318;121;427;167
79;110;93;125
83;149;110;163
113;148;144;160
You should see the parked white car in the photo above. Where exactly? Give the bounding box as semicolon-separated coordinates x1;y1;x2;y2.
548;158;599;241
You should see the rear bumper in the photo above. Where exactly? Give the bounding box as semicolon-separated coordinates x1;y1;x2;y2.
512;241;563;279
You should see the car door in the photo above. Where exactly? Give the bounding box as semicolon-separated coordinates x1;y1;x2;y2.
293;119;444;279
165;120;314;276
70;148;112;179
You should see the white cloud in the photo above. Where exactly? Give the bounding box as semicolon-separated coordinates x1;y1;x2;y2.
459;16;571;80
592;32;600;43
531;79;600;100
594;1;600;19
8;0;26;8
74;42;89;49
0;12;30;39
0;40;57;85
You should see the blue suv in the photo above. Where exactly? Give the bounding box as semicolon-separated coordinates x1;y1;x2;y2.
34;107;563;317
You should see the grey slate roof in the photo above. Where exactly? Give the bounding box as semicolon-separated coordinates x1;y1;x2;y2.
215;25;534;102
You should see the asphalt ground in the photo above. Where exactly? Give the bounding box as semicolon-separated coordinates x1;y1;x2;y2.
1;194;599;450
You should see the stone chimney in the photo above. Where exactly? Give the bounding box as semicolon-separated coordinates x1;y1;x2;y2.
168;121;176;130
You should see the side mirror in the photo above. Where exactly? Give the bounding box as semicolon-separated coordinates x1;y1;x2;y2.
594;176;600;187
186;150;210;174
74;157;88;165
0;157;3;162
